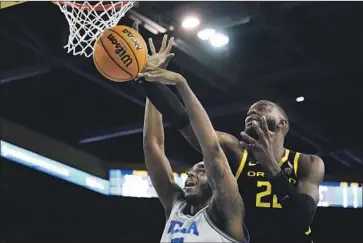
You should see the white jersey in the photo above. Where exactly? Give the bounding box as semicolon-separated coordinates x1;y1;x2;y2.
160;200;244;243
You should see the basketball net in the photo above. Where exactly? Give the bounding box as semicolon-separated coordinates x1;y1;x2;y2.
55;1;134;58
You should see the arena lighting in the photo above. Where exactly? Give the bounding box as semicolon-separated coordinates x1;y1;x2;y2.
296;96;305;102
197;28;216;40
0;140;110;195
210;33;229;47
181;16;200;29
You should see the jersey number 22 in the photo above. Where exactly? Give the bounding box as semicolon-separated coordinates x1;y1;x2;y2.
256;181;282;208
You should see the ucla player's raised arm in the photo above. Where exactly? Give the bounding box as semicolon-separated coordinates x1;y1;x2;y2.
175;81;243;207
140;77;243;171
143;99;184;215
133;28;241;172
139;68;246;242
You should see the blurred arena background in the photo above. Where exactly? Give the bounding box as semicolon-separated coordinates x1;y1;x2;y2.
1;1;363;243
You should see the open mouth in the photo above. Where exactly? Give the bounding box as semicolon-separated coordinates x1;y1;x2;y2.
185;179;197;188
246;117;259;126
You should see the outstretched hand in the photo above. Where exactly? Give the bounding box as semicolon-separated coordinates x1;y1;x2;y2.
132;22;174;70
239;116;278;167
147;34;175;69
132;22;180;85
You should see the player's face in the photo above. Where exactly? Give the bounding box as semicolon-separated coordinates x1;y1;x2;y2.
184;162;212;203
244;100;281;138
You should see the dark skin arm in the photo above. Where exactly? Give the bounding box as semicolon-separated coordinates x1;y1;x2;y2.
180;124;243;173
143;99;183;217
177;78;245;242
296;154;325;203
139;69;246;242
132;23;241;172
286;154;324;235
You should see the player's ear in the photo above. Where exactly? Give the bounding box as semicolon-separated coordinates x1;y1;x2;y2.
280;119;287;128
276;118;287;129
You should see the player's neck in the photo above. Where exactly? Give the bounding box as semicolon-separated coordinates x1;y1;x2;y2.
272;133;286;162
189;200;209;216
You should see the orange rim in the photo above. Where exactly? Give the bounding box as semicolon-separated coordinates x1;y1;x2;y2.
53;1;131;11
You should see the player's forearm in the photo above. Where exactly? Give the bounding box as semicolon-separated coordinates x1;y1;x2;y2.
143;148;180;212
140;81;191;130
269;171;317;234
176;79;234;192
139;81;206;155
143;99;165;149
282;197;315;237
261;157;316;226
143;100;175;193
176;79;220;154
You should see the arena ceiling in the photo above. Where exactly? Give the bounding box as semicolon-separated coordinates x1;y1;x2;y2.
1;1;363;175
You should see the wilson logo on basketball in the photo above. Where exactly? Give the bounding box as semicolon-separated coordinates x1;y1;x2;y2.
107;34;133;67
122;29;143;51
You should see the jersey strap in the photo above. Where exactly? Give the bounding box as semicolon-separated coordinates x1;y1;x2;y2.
293;152;301;176
278;149;290;166
235;149;248;180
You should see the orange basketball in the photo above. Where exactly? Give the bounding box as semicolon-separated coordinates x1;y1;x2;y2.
93;25;148;82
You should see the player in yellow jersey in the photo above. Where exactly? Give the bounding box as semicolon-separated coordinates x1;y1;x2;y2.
134;24;324;243
234;100;325;242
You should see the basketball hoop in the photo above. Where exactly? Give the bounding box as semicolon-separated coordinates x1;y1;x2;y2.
54;1;134;58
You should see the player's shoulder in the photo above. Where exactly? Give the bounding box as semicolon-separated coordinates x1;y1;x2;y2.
216;131;239;145
297;152;325;179
299;153;325;169
216;131;245;155
165;196;186;218
215;132;246;178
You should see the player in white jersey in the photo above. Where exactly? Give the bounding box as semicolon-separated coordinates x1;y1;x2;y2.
141;36;249;243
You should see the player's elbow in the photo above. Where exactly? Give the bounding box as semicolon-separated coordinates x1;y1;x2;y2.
202;142;224;159
143;138;164;153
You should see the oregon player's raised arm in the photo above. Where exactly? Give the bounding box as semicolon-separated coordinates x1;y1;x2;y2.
143;99;183;216
139;69;246;242
180;126;243;172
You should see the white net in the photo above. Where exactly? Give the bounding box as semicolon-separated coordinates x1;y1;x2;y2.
56;1;134;58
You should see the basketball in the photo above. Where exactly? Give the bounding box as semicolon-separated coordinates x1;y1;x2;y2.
93;25;148;82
